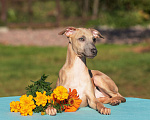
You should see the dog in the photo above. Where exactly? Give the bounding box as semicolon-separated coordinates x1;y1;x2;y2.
55;27;126;115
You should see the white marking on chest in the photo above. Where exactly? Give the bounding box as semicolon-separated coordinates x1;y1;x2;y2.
73;57;86;75
68;57;90;98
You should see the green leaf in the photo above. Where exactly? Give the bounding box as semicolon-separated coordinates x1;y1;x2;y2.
25;74;54;112
25;74;52;97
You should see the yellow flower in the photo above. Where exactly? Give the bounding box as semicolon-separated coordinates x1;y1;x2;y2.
53;86;69;101
20;107;33;116
34;91;48;106
47;93;55;104
10;101;20;112
20;94;35;108
19;94;36;116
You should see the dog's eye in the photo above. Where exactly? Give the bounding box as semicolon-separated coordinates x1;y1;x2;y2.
78;37;85;41
93;38;96;43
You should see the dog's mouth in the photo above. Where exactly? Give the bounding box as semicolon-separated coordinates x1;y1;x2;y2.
81;53;97;59
86;55;97;59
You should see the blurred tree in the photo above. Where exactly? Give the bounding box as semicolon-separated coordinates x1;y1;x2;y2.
27;0;33;22
92;0;99;20
82;0;89;18
0;0;149;28
56;0;61;26
0;0;7;23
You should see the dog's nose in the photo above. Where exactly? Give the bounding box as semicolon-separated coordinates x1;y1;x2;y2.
91;48;97;55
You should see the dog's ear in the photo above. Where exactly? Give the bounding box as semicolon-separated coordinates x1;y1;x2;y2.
89;28;104;39
58;27;76;37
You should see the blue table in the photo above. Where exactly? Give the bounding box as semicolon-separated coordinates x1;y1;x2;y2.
0;96;150;120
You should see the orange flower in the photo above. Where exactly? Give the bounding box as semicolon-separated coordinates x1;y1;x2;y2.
64;88;82;112
41;111;46;115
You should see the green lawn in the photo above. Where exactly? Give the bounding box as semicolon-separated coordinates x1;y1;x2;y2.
0;44;150;99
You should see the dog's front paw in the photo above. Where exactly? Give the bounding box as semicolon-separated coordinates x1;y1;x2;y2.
46;105;57;116
98;107;111;115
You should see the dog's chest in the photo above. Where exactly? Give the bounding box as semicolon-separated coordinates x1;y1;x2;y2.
71;57;89;81
72;57;86;76
65;57;92;98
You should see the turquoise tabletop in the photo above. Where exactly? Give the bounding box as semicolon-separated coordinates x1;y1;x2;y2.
0;96;150;120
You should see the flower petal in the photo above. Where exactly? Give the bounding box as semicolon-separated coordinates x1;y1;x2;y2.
65;106;77;112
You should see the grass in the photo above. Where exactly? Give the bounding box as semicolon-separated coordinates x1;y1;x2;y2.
0;43;150;99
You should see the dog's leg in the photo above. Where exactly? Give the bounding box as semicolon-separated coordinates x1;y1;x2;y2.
86;92;111;115
91;70;126;106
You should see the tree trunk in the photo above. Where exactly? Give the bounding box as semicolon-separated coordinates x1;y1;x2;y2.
28;0;33;23
92;0;99;20
55;0;61;27
82;0;89;18
0;0;7;22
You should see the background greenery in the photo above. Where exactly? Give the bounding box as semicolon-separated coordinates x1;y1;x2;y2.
0;43;150;98
0;0;150;28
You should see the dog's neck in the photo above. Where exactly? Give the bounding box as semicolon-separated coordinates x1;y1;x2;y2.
65;43;87;69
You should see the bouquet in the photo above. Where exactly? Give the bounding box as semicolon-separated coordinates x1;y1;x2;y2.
10;74;82;116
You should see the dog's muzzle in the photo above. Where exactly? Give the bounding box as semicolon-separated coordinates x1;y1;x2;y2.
91;48;97;56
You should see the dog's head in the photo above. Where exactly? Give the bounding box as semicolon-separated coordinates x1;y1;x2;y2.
59;27;104;58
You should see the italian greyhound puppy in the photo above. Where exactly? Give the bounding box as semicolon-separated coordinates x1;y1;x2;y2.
56;27;126;115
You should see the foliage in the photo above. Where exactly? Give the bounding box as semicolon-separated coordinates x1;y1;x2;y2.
33;105;46;113
87;11;145;28
7;8;17;22
26;74;52;97
25;74;52;113
1;0;150;28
